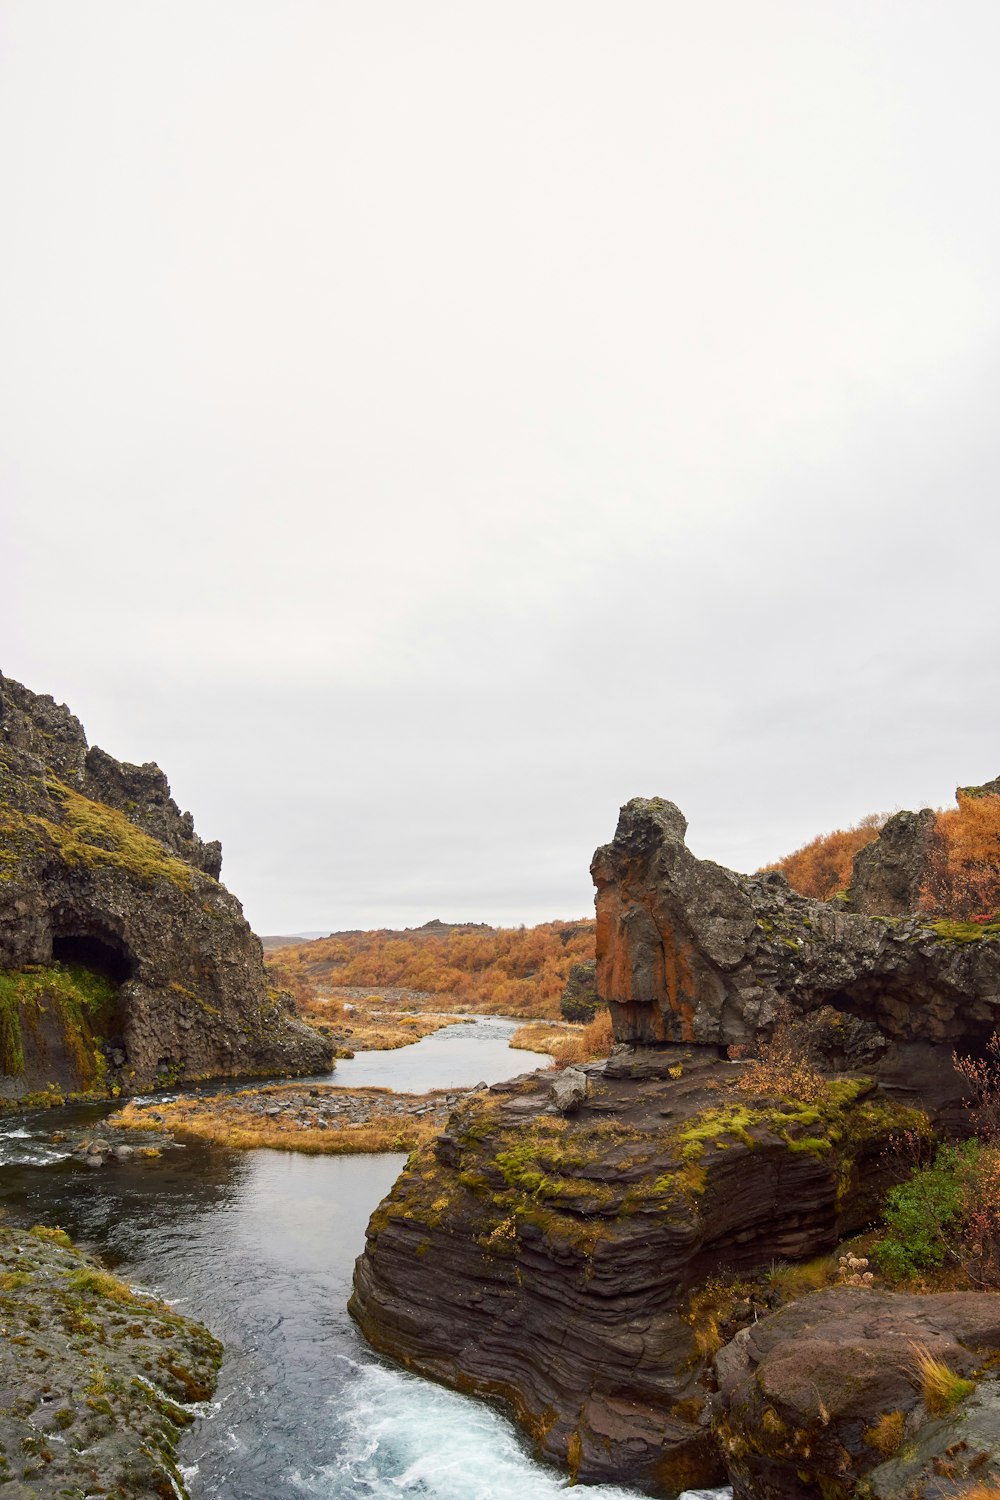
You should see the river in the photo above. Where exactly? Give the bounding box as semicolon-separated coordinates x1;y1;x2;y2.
0;1016;729;1500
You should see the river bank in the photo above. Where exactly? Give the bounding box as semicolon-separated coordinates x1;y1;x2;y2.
0;1017;660;1500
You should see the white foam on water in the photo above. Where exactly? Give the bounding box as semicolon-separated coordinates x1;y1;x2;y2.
295;1360;703;1500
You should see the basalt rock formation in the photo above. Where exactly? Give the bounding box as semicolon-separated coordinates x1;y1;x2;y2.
0;675;332;1093
350;1051;922;1494
592;797;1000;1109
713;1285;1000;1500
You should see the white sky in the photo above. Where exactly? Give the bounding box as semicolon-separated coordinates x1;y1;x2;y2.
3;2;999;933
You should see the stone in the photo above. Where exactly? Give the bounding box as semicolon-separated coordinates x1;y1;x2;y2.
548;1066;588;1112
712;1285;1000;1500
0;675;332;1092
0;1223;220;1498
847;807;939;916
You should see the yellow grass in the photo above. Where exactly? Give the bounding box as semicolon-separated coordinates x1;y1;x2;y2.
766;1255;840;1299
910;1343;976;1415
863;1410;905;1459
294;994;460;1051
110;1088;447;1155
509;1021;568;1055
547;1009;615;1065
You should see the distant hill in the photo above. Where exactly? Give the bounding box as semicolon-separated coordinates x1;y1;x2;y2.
268;919;596;1019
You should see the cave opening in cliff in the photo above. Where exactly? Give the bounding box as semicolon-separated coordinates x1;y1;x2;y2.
51;930;134;985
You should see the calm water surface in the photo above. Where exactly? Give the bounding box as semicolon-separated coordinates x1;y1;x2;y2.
0;1016;728;1500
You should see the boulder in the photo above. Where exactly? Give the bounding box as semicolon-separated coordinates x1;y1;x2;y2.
847;807;940;916
0;675;332;1092
713;1285;1000;1500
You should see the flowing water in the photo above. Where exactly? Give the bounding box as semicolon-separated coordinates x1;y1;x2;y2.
0;1016;730;1500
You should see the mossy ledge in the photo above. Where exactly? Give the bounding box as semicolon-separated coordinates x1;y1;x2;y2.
0;1222;222;1498
350;1048;923;1495
0;674;332;1091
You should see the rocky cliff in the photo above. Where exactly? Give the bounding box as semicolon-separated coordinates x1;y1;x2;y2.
0;675;332;1094
351;791;1000;1496
350;1050;925;1493
592;796;1000;1109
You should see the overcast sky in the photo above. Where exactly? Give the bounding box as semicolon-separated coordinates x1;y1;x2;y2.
3;2;1000;934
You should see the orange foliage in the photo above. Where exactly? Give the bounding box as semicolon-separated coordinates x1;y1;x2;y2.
762;814;885;900
269;920;596;1020
921;793;1000;919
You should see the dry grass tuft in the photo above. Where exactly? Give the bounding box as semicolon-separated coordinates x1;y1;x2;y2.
863;1410;905;1459
910;1343;976;1416
766;1255;840;1299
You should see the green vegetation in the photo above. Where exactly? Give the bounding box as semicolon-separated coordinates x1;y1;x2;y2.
876;1141;978;1279
0;962;117;1084
924;918;1000;944
31;780;194;888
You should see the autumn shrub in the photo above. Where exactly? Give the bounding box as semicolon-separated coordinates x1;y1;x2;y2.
269;920;596;1020
548;1009;615;1066
736;1001;825;1103
921;792;1000;919
761;814;885;901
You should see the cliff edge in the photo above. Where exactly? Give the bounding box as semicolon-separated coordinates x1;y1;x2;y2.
0;675;332;1094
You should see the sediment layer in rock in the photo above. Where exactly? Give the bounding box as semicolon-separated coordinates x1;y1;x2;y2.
350;1049;921;1495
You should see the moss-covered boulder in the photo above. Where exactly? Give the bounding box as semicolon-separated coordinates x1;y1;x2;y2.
0;675;332;1093
350;1047;924;1495
0;1222;222;1497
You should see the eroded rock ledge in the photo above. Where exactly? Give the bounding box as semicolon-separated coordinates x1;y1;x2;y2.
350;1050;921;1494
0;675;332;1093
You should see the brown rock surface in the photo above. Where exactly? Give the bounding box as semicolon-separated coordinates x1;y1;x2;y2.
0;674;332;1092
713;1285;1000;1500
350;1051;921;1495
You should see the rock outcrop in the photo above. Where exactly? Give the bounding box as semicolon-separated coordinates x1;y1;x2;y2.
713;1285;1000;1500
559;958;599;1022
0;1222;222;1498
847;807;939;916
592;797;1000;1107
0;675;332;1093
350;1051;922;1494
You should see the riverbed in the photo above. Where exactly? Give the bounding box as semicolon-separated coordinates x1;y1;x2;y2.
0;1016;728;1500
